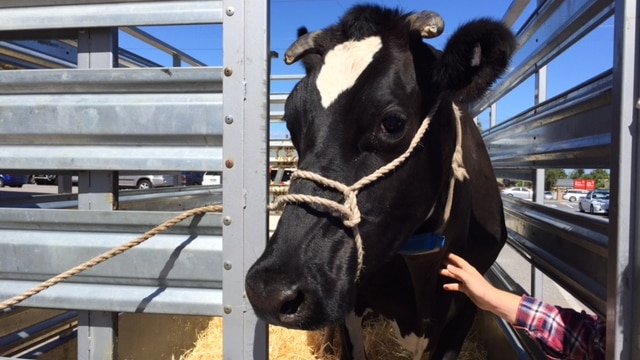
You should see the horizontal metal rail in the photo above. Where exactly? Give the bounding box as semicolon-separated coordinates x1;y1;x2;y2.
501;197;608;316
0;68;223;171
471;0;614;116
484;70;612;179
0;185;222;210
0;311;77;356
0;1;223;33
0;208;224;315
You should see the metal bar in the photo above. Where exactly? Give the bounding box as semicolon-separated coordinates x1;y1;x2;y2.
0;311;76;352
0;281;223;316
121;27;207;67
222;0;270;358
501;0;531;29
607;0;639;358
0;41;75;68
484;71;612;171
0;67;223;94
76;27;118;360
501;197;608;316
0;67;224;171
471;0;614;116
0;1;224;31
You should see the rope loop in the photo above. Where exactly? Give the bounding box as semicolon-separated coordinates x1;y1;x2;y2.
270;101;443;280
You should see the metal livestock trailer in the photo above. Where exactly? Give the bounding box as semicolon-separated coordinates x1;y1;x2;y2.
0;0;638;359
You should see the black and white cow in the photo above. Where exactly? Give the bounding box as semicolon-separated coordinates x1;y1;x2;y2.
246;5;514;359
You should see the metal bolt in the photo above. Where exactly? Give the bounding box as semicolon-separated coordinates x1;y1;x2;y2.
225;115;234;124
225;7;235;16
224;305;232;314
223;216;232;226
225;158;235;168
223;261;232;270
223;67;233;77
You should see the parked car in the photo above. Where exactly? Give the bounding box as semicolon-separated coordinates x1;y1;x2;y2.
500;186;533;199
562;188;590;202
29;174;58;185
579;189;610;214
0;174;29;188
544;191;553;200
30;174;78;185
202;171;222;186
181;171;204;186
118;174;179;190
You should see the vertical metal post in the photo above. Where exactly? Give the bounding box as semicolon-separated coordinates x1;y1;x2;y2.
222;0;270;358
489;103;497;128
608;0;639;359
76;28;119;360
172;53;181;67
530;62;547;298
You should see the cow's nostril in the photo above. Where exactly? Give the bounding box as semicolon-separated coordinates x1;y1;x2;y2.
280;290;305;316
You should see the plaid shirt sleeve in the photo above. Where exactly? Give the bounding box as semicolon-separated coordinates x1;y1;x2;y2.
515;295;605;360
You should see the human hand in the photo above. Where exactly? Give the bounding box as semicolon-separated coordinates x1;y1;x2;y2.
440;253;520;323
439;253;497;312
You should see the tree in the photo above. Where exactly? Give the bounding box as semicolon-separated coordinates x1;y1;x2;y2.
545;169;567;190
569;168;586;179
585;169;610;189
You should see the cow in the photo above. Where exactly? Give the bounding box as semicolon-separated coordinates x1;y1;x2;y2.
245;5;514;359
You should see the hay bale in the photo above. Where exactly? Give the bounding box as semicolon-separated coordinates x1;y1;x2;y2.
181;315;486;360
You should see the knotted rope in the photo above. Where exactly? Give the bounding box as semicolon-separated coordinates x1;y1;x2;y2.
0;204;223;312
268;102;449;280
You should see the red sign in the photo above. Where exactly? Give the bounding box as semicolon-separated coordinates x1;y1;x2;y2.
574;179;595;190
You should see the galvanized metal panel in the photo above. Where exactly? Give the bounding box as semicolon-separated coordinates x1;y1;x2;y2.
0;209;223;315
472;0;614;116
0;1;223;31
0;68;223;171
607;0;640;358
501;197;608;315
485;71;612;173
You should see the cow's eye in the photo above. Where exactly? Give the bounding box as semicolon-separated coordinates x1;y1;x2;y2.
380;115;406;135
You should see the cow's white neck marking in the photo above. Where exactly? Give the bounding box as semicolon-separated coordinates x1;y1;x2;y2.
345;310;368;360
316;36;382;108
390;320;430;360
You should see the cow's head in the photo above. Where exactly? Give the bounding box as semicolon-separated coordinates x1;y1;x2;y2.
246;5;514;329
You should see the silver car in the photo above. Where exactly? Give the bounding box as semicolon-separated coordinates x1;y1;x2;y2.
579;190;609;214
500;186;533;200
118;174;179;190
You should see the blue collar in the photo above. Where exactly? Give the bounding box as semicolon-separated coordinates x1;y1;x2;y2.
398;232;445;255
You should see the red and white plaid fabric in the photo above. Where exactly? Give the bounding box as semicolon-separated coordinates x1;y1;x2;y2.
515;295;605;360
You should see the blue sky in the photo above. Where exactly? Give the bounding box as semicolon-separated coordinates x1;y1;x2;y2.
118;0;613;138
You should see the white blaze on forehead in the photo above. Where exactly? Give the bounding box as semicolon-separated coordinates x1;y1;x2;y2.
316;36;382;108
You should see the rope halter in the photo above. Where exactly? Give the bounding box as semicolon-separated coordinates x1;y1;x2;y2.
268;100;467;281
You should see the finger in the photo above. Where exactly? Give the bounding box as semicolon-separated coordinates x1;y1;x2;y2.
448;253;471;269
442;283;460;292
440;268;456;279
445;263;464;279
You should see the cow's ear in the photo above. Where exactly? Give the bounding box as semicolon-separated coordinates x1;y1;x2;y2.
435;19;516;103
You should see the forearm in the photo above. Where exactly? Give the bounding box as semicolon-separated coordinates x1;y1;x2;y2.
481;287;521;324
